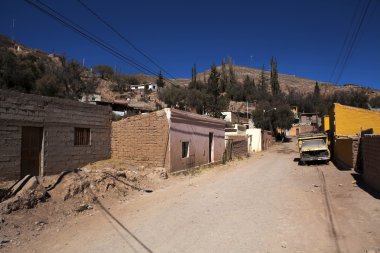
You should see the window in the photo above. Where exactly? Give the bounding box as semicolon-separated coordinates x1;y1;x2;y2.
74;128;90;146
182;141;189;158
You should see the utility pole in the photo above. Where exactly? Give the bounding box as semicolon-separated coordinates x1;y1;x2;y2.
11;18;15;42
246;101;249;119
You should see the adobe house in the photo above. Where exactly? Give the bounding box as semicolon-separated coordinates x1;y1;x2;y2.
0;89;112;181
111;109;226;173
329;103;380;169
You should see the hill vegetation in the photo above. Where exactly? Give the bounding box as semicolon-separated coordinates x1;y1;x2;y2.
1;34;380;131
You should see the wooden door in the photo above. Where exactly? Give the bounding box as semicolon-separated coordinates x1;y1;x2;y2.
21;127;43;177
209;132;214;163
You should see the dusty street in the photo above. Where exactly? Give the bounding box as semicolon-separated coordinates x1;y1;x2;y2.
7;141;380;253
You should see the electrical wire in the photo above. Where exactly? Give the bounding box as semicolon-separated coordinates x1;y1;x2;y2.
330;0;373;84
77;0;177;80
24;0;177;86
334;0;372;84
328;0;362;83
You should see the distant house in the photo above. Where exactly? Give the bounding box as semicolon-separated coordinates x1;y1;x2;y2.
288;112;320;136
111;109;226;173
131;83;158;92
0;89;111;181
222;101;256;127
299;112;320;126
329;103;380;169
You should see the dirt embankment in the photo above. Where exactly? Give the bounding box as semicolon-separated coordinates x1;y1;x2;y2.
0;159;168;249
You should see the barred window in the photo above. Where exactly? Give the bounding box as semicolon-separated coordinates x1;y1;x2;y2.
74;128;90;146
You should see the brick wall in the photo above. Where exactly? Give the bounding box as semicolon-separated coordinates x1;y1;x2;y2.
111;110;169;168
0;89;111;180
361;135;380;192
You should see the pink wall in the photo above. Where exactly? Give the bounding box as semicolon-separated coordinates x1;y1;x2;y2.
167;109;226;173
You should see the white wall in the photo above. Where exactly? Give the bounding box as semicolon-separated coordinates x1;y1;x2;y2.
246;128;262;152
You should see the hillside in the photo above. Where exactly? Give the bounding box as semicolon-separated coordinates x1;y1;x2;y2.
1;34;379;104
177;65;379;98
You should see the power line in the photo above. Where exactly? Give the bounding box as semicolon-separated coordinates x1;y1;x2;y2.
330;0;373;84
335;0;372;84
77;0;177;80
24;0;177;86
328;0;362;83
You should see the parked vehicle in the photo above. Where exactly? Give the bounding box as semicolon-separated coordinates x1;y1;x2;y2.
297;133;330;165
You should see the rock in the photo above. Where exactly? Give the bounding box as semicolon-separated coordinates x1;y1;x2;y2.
74;204;93;212
281;241;287;248
15;176;38;197
116;171;126;178
338;184;343;187
8;175;31;196
35;220;47;226
312;184;320;188
0;217;4;223
0;239;10;244
155;168;168;179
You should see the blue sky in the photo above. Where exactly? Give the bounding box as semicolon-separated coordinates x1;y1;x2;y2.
1;0;379;89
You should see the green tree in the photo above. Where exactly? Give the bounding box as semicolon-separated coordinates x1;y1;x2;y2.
127;76;139;86
270;56;280;96
189;64;198;89
205;64;229;117
273;104;294;131
243;75;256;101
220;59;228;93
258;64;268;100
93;65;114;79
156;70;165;88
110;73;127;93
313;81;321;98
370;95;380;108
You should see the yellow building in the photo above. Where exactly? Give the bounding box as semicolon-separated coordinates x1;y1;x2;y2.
329;103;380;136
329;103;380;169
322;115;330;132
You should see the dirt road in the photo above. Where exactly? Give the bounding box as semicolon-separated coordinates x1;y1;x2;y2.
8;141;380;253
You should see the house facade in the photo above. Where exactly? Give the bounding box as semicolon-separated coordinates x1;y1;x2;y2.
111;108;226;173
0;89;111;181
131;83;158;92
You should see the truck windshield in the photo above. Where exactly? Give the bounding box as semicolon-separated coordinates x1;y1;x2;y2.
302;139;325;147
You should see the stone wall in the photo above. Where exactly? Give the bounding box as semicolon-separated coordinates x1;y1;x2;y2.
0;89;111;180
111;110;169;168
361;135;380;192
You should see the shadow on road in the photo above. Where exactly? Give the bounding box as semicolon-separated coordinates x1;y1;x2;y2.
73;171;154;253
351;173;380;200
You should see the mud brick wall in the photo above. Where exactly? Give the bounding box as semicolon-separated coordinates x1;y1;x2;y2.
361;135;380;192
111;110;169;168
262;130;274;150
0;89;111;180
225;136;248;158
0;123;21;180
